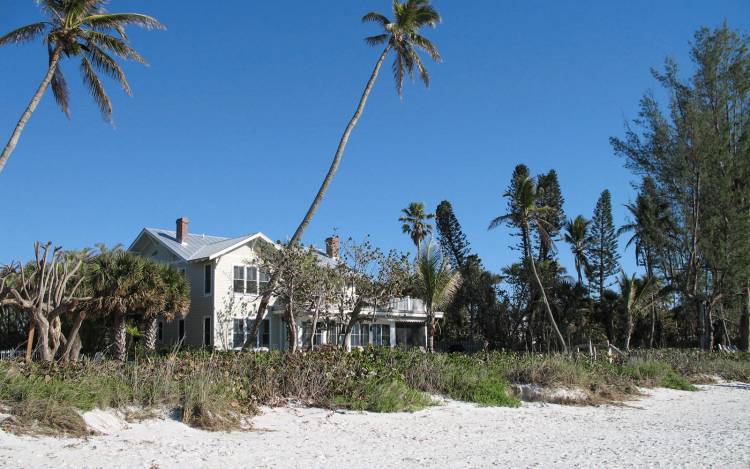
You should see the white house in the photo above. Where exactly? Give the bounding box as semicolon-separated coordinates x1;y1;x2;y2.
127;217;437;350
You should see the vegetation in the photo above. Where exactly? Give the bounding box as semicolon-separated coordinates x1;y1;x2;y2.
3;347;743;435
0;0;163;174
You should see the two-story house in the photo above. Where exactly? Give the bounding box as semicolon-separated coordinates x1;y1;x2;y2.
127;218;436;350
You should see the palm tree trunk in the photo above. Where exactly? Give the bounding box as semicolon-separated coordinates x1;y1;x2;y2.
525;223;567;353
0;46;61;175
114;314;127;362
426;311;435;353
145;316;158;352
245;45;392;347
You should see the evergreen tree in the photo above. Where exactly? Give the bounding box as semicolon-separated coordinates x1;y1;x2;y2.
587;189;620;340
435;200;471;270
588;190;620;298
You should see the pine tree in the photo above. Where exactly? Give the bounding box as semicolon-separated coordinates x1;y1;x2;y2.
587;189;620;341
435;200;471;270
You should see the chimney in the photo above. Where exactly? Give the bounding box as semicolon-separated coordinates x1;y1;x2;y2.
325;235;340;259
176;217;189;244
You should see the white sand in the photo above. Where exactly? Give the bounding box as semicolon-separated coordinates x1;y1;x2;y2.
1;383;748;468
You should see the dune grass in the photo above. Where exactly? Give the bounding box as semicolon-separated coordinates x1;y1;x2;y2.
0;347;744;436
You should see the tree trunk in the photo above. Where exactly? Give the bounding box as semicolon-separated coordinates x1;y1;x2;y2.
0;46;62;175
740;285;750;352
114;314;127;362
25;321;35;363
144;316;158;352
285;303;298;353
624;313;633;351
525;223;567;353
426;311;435;353
342;301;365;352
61;311;86;363
34;313;52;363
245;45;392;347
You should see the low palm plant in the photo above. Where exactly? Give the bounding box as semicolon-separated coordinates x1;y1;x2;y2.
415;242;461;352
0;0;163;174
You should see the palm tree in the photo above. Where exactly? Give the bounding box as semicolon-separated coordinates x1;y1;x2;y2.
490;173;568;352
247;0;442;345
143;263;190;351
416;242;461;352
618;272;660;350
564;215;591;285
87;251;145;361
400;201;434;253
0;0;163;175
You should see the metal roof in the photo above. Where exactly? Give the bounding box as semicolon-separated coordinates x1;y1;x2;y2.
137;228;273;262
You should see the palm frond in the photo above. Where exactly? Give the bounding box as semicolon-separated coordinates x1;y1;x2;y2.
85;43;131;94
79;56;112;122
362;12;390;27
81;13;165;31
0;22;48;47
364;33;389;47
83;30;147;63
488;215;512;231
49;44;70;117
411;34;441;62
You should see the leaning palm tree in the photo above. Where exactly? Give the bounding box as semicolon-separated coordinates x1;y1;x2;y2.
246;0;442;346
489;173;568;352
416;242;461;352
564;215;591;285
0;0;164;175
400;201;434;253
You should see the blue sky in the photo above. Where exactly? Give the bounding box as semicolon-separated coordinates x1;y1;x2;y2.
1;1;748;279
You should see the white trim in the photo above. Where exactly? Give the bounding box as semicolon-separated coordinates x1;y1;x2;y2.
204;233;277;261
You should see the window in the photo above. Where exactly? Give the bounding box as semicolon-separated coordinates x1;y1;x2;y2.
247;267;258;294
203;317;211;347
234;265;263;294
204;264;212;294
178;319;185;341
327;323;340;346
372;324;390;347
233;319;245;348
233;266;245;293
259;268;271;293
351;323;369;347
257;319;270;347
157;321;163;342
233;318;269;348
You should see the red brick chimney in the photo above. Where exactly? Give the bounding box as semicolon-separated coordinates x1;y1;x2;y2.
325;235;340;259
176;217;189;244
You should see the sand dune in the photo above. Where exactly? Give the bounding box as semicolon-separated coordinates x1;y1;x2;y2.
1;383;748;468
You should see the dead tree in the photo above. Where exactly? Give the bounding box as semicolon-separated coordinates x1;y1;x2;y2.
0;242;88;363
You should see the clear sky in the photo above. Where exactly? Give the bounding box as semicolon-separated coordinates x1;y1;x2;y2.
1;1;748;278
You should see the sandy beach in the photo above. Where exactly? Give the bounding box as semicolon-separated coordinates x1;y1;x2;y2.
1;383;748;468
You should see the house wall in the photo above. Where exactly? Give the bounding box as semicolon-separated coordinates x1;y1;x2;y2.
213;240;277;350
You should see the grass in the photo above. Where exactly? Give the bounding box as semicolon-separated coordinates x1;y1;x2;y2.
0;347;745;436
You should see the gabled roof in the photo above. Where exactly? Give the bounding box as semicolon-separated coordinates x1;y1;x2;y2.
128;227;276;262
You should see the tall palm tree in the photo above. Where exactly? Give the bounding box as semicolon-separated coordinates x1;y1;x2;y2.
416;242;461;352
400;201;434;253
0;0;163;175
490;174;568;352
564;215;591;285
247;0;442;345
